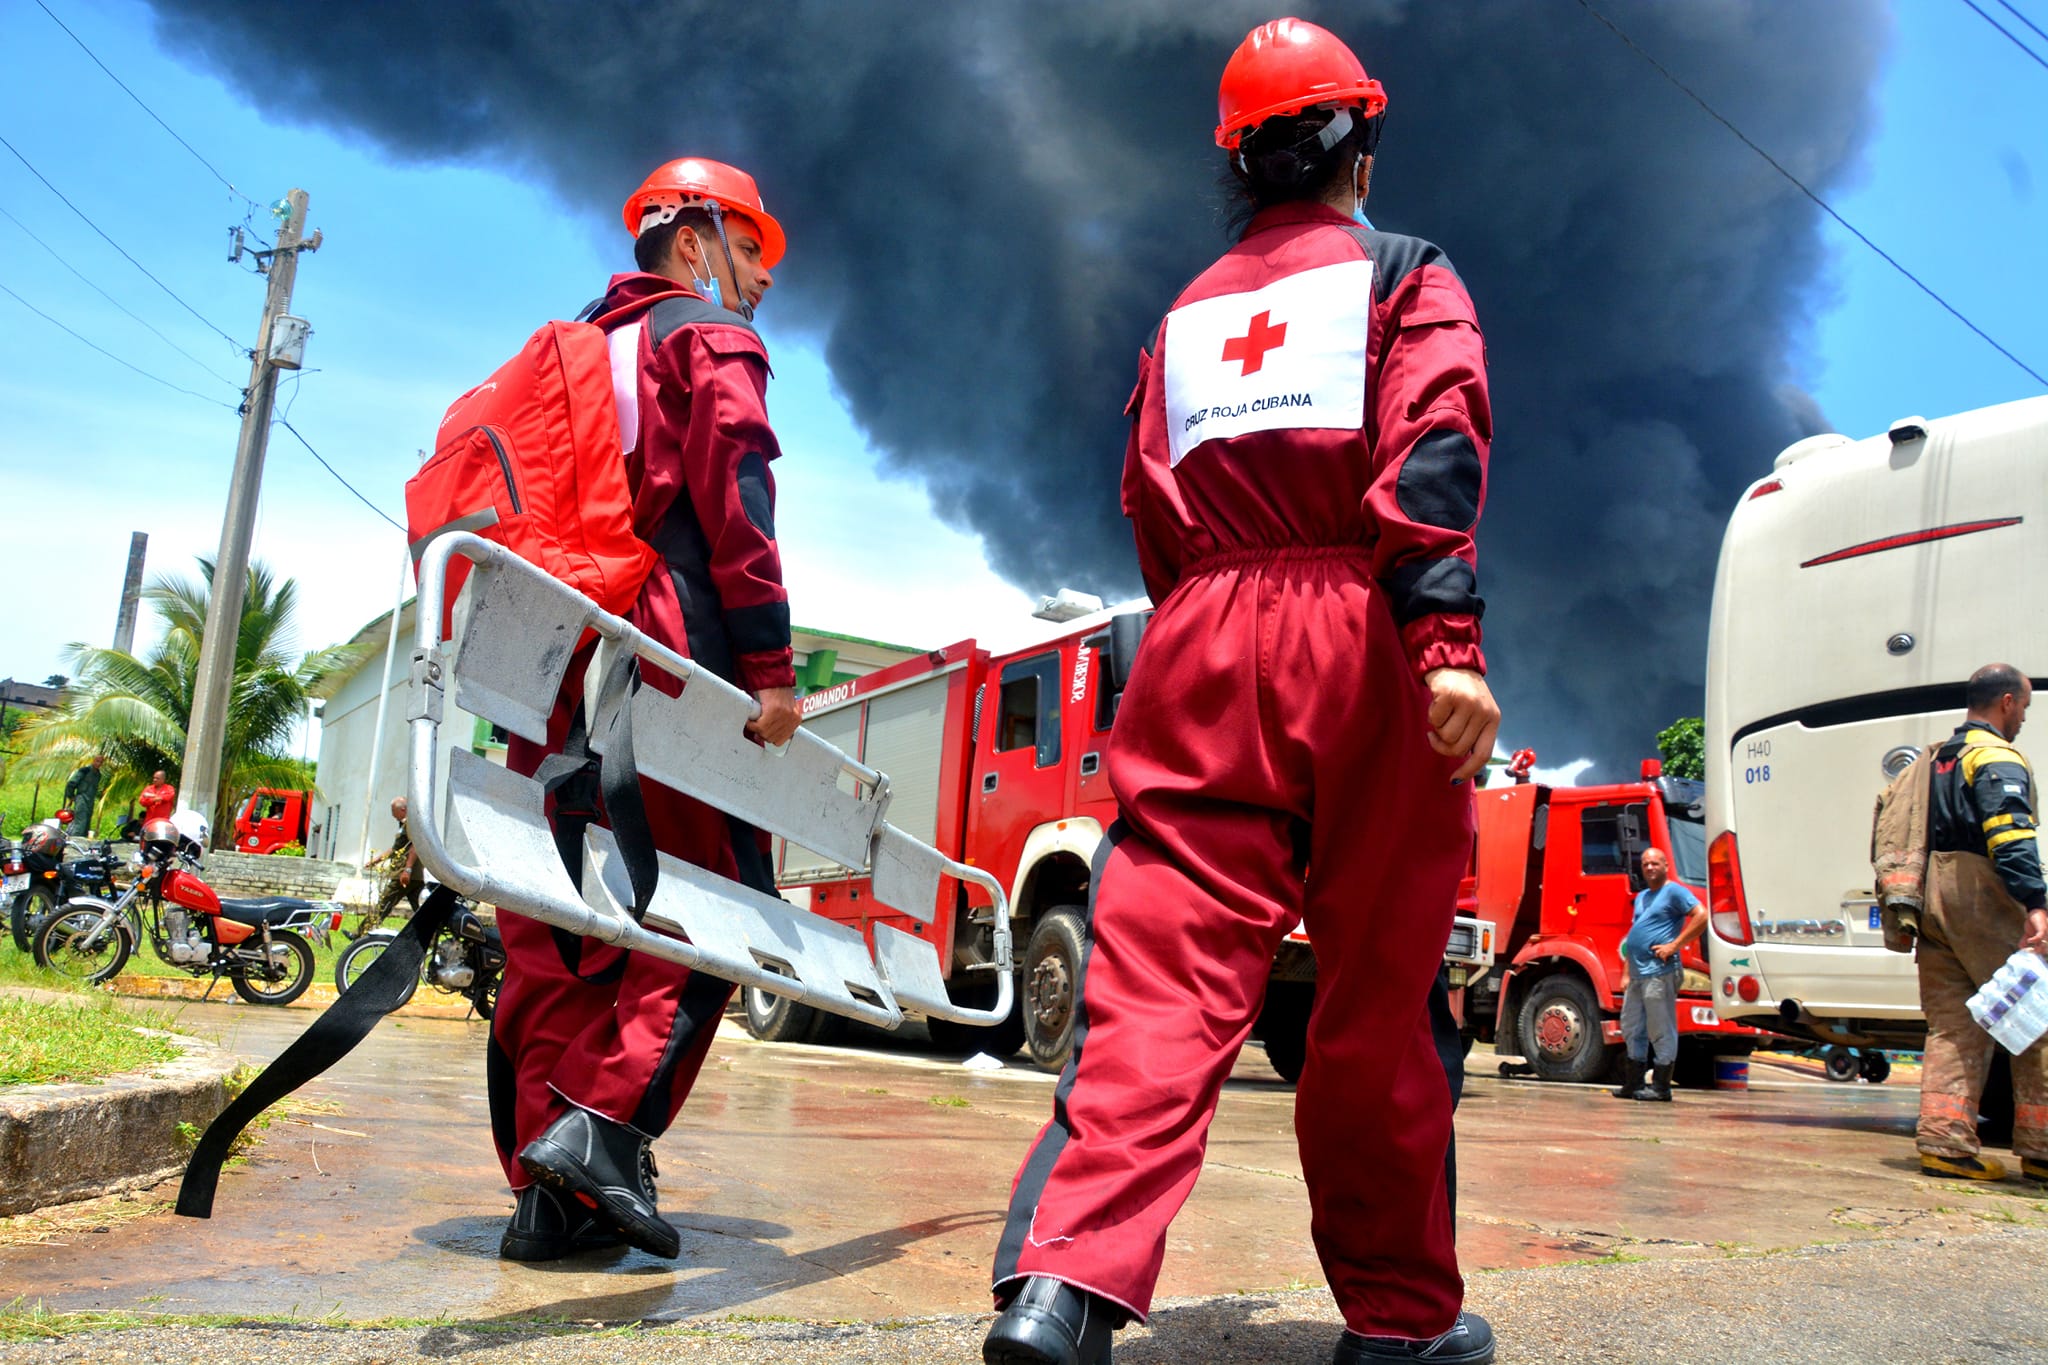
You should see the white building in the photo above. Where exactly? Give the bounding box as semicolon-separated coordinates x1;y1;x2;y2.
312;599;921;867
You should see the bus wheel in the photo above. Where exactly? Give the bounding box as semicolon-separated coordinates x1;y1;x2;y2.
1518;975;1613;1084
1023;908;1087;1074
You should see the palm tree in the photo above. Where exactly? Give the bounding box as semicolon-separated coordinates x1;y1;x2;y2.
16;559;364;844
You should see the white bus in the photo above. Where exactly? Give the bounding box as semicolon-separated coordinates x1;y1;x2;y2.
1704;396;2048;1051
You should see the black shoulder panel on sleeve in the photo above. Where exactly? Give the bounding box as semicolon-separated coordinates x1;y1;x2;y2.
1396;429;1484;532
647;297;759;348
1347;228;1461;303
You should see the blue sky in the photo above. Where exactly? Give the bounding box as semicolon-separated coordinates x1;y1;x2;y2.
1;0;2043;776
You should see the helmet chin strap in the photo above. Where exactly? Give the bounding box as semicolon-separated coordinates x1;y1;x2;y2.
704;201;754;322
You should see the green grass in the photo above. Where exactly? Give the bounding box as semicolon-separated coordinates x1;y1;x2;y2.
0;993;182;1086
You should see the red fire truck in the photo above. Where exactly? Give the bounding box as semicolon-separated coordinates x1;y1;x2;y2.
752;607;1494;1077
1455;757;1773;1086
231;788;313;855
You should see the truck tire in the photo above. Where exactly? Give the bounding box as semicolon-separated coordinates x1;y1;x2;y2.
1824;1047;1859;1083
1518;974;1614;1084
742;984;822;1043
1859;1051;1891;1084
1255;980;1312;1084
1023;908;1087;1074
927;971;1025;1057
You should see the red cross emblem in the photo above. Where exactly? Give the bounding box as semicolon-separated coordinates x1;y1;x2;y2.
1220;310;1288;377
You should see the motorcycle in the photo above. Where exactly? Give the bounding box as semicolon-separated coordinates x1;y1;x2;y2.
35;817;341;1006
333;896;503;1019
5;814;118;954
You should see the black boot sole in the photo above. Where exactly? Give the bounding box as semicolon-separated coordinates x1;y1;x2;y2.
518;1139;680;1260
499;1226;625;1262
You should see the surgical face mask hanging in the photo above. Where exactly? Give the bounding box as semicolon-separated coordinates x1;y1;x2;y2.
684;229;727;311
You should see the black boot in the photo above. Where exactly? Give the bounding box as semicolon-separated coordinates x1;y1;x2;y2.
984;1276;1119;1365
499;1183;625;1261
1611;1056;1646;1099
518;1106;680;1259
1334;1311;1495;1364
1633;1064;1673;1102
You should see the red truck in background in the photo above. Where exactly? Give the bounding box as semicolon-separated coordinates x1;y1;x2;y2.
756;607;1496;1077
1454;756;1774;1086
231;788;313;855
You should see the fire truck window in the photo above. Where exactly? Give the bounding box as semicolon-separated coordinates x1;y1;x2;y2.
997;653;1064;767
1580;806;1629;876
997;676;1039;753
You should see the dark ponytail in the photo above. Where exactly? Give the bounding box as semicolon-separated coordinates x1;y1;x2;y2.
1220;104;1382;237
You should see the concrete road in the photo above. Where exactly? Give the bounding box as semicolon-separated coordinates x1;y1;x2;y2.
1;999;2043;1361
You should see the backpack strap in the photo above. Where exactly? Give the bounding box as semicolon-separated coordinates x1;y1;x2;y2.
529;644;659;924
586;288;701;332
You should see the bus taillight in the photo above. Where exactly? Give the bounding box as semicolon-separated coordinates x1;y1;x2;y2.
1708;830;1753;945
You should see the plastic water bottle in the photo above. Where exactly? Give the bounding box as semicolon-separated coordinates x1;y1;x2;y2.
1969;950;2048;1055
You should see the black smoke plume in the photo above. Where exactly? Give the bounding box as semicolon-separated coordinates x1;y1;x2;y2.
148;0;1889;776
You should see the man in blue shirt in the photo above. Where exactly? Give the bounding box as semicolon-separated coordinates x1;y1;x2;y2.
1612;847;1707;1102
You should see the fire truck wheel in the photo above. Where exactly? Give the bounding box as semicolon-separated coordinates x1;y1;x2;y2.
1255;980;1312;1084
742;985;822;1043
1518;975;1613;1084
1024;908;1087;1074
1859;1051;1891;1084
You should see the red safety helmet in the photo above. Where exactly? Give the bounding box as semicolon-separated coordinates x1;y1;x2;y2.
622;158;786;268
1215;18;1387;150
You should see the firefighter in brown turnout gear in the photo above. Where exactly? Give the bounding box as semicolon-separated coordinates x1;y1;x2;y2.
1918;663;2048;1182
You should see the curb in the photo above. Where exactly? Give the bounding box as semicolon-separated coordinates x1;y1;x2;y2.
0;1025;239;1216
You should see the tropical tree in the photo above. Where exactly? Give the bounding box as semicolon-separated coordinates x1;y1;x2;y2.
1657;716;1705;781
15;559;364;843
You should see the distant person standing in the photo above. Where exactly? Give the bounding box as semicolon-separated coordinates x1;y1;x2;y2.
62;756;103;834
1610;847;1705;1103
1917;663;2048;1183
139;771;178;824
374;796;423;926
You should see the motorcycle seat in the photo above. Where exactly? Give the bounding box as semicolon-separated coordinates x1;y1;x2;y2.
216;896;315;926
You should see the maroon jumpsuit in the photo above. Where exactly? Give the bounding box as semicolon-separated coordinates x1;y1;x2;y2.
488;272;796;1186
993;203;1492;1340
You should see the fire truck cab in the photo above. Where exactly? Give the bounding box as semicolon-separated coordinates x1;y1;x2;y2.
1450;761;1768;1085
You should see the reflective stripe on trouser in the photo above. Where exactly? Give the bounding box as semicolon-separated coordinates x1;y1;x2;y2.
1916;851;2048;1161
1620;973;1680;1067
991;553;1475;1340
485;669;751;1188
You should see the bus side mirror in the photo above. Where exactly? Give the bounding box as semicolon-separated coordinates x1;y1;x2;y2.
1106;611;1150;694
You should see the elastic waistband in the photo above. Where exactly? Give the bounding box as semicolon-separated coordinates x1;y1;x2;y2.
1182;545;1371;575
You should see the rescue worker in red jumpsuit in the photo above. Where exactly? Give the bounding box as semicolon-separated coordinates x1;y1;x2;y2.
490;158;802;1263
986;21;1500;1365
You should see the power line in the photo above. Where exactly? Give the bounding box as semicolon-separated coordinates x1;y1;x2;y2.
0;132;246;353
1960;0;2048;72
30;0;261;208
1996;0;2048;47
0;202;243;390
0;277;239;409
1573;0;2048;390
275;415;408;533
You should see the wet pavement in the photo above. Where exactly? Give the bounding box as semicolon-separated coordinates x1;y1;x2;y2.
2;998;2044;1353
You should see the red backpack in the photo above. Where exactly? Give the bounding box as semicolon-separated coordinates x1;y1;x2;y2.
405;292;692;632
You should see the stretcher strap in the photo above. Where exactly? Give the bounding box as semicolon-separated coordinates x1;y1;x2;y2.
530;646;657;923
175;885;460;1219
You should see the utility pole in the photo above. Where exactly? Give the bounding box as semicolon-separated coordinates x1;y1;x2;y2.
180;189;320;830
112;532;148;654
